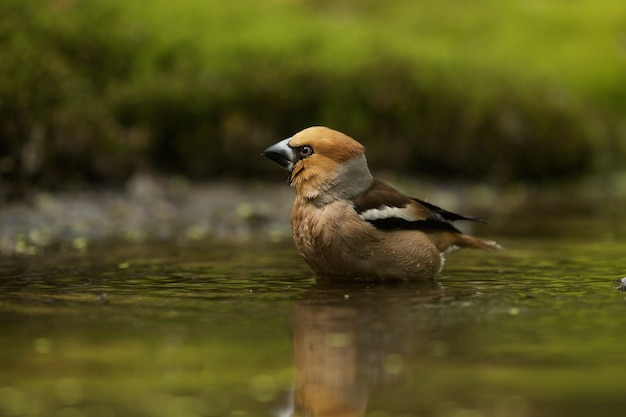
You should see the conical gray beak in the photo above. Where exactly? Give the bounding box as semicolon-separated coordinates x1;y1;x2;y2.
262;138;295;172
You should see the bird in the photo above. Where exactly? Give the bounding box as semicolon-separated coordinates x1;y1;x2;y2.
262;126;501;280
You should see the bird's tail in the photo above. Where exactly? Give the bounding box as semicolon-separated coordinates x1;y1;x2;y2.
456;234;503;251
428;231;503;253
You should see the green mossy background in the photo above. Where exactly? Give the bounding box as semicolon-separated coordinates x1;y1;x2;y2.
1;0;625;197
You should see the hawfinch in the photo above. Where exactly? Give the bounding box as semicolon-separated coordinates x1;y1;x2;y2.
262;126;501;280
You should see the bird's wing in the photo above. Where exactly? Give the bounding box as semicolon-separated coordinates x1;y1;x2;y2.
352;179;485;232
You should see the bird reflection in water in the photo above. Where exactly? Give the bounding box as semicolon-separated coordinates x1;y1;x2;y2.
277;281;449;417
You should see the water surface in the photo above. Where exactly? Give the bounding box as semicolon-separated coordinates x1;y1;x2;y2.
1;224;625;417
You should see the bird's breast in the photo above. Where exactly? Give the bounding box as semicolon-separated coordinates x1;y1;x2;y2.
291;199;341;254
291;198;381;276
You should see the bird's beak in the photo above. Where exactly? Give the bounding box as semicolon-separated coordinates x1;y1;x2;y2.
262;137;295;172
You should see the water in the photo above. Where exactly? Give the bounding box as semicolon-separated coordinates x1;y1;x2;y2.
1;222;626;417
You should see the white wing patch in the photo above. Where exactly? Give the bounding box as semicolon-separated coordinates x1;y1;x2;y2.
358;205;416;222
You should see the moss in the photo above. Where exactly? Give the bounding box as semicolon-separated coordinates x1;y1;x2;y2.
1;0;625;195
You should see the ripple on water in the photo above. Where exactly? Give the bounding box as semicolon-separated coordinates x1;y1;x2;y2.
1;237;626;417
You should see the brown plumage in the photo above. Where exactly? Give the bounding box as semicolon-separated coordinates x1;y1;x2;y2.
262;126;501;280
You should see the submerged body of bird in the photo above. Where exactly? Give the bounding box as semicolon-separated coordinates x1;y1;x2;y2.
263;126;501;280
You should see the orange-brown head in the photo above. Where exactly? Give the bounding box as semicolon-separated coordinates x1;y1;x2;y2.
263;127;373;203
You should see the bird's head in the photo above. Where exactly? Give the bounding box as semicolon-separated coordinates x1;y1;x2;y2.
262;126;373;202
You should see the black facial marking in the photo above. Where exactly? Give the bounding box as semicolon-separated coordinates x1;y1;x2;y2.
295;145;314;160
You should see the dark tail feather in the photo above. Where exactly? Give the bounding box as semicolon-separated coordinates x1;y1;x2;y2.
413;198;489;224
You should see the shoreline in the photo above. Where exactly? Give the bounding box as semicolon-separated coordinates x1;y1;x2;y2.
1;173;625;255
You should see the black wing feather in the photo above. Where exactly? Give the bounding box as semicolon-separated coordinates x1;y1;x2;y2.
412;198;488;224
366;217;462;233
352;178;487;233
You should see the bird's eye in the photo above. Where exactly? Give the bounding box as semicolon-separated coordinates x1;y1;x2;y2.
299;145;314;158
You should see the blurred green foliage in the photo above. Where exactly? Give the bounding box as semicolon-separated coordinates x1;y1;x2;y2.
1;0;625;196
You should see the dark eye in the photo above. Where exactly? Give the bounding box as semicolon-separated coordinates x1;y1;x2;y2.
299;145;314;158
